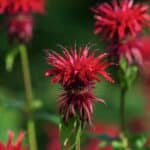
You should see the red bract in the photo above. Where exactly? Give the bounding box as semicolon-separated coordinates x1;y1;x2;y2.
0;131;26;150
0;0;45;14
7;14;33;43
92;0;150;40
45;46;114;124
110;38;143;65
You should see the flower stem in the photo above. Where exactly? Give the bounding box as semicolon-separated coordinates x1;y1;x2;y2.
120;88;127;133
75;121;81;150
19;44;37;150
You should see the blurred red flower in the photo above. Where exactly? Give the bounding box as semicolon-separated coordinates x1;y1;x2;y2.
7;14;33;43
92;0;150;40
44;124;61;150
129;117;148;134
0;0;45;14
0;0;7;13
110;37;143;65
0;131;26;150
45;46;114;124
0;0;45;43
84;123;119;150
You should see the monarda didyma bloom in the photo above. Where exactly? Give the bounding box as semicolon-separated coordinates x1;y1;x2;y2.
0;0;45;43
92;0;150;40
0;131;26;150
45;46;114;125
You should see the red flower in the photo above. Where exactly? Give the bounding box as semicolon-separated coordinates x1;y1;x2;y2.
45;46;114;124
84;123;119;150
110;37;143;65
0;0;45;43
138;36;150;65
0;0;45;14
44;124;61;150
92;0;150;40
0;0;7;13
0;131;26;150
7;14;33;43
129;117;148;134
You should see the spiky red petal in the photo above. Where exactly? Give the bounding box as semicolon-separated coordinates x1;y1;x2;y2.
0;131;26;150
92;0;150;40
0;0;45;14
45;46;114;124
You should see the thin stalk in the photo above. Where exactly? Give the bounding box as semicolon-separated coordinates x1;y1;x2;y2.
19;44;37;150
120;88;127;133
75;121;81;150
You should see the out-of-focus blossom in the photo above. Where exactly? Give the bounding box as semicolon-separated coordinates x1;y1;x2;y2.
44;124;60;150
0;0;45;43
92;0;150;40
84;123;119;150
109;35;150;66
45;46;114;125
7;14;33;43
137;36;150;77
0;131;26;150
109;37;144;65
129;117;148;134
0;0;7;13
0;0;45;14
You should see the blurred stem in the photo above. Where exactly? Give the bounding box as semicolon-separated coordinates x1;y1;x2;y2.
120;88;127;133
19;44;37;150
75;121;81;150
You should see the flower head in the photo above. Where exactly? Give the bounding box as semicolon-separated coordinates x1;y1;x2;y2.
0;131;26;150
45;46;114;124
7;14;33;43
0;0;45;14
0;0;45;43
92;0;150;40
110;37;143;65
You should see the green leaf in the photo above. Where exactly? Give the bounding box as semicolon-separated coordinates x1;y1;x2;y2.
35;112;60;125
119;57;128;72
126;65;138;88
88;133;119;142
5;48;19;72
0;99;25;111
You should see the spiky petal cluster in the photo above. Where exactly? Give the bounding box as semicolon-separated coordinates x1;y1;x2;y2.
45;46;114;124
92;0;150;40
0;131;26;150
110;38;143;65
0;0;45;14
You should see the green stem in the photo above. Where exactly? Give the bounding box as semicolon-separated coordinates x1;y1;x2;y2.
120;88;127;133
19;44;37;150
75;121;81;150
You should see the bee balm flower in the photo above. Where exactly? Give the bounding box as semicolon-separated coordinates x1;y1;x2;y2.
0;131;26;150
0;0;45;43
45;46;114;125
92;0;150;40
